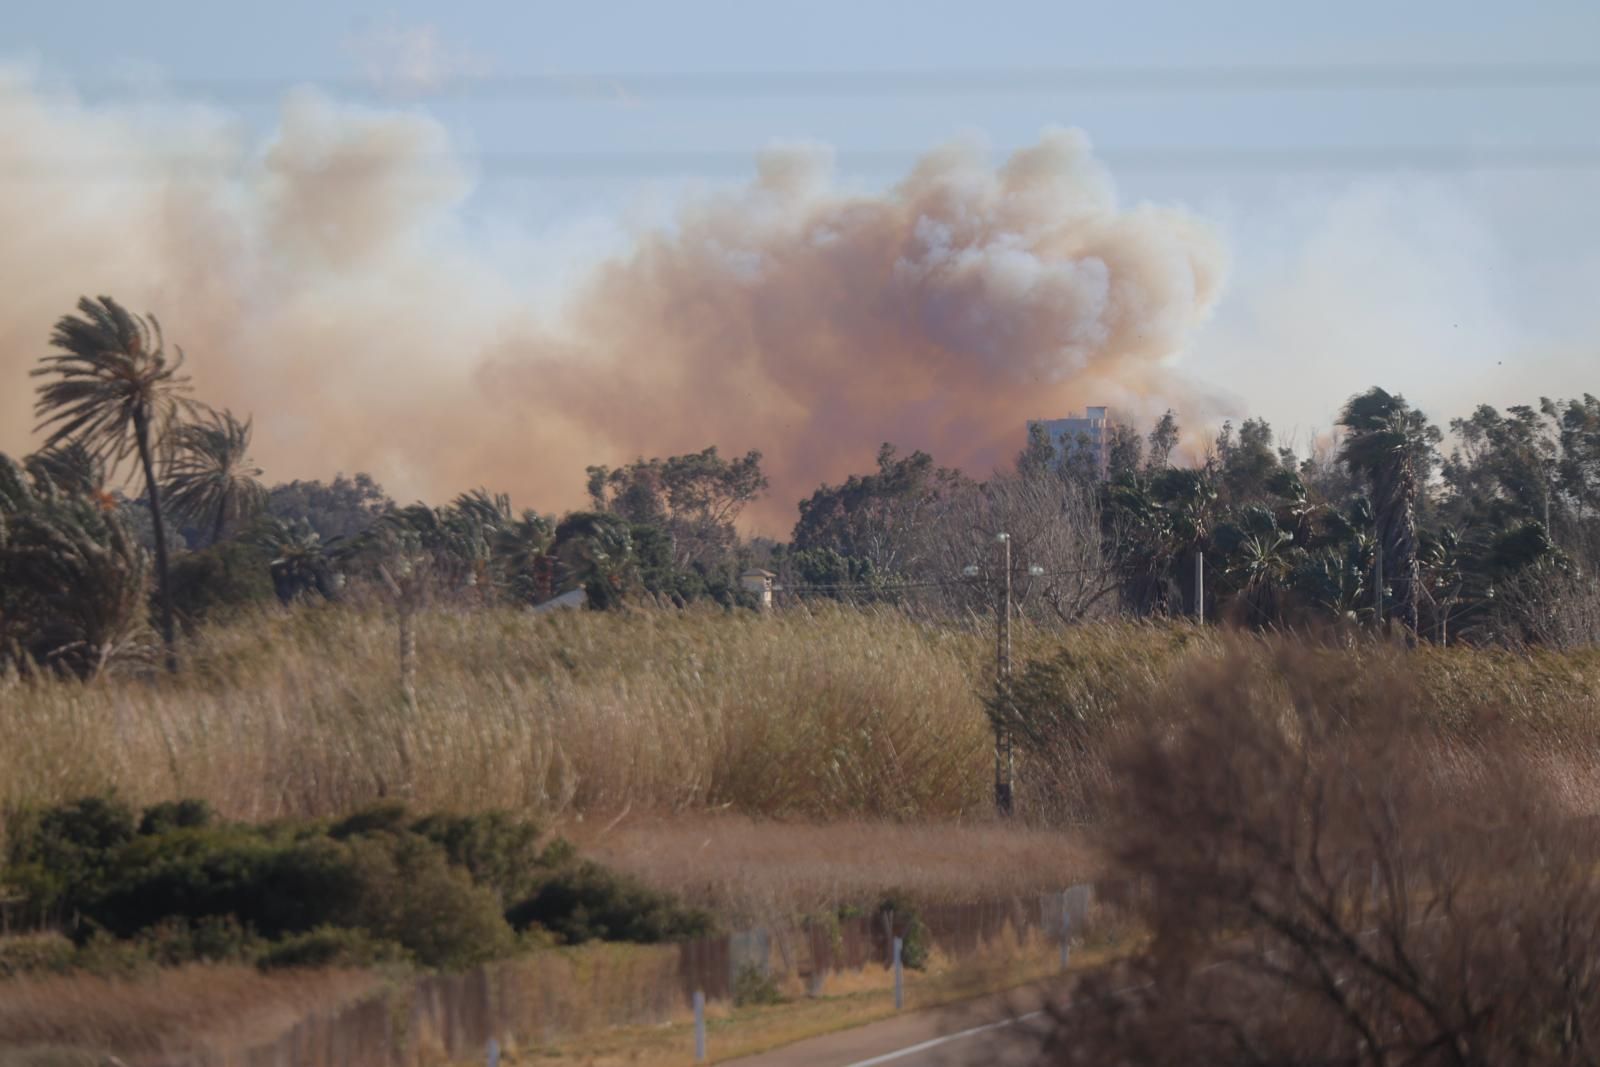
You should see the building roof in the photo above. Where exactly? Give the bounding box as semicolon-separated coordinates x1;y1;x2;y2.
740;568;777;578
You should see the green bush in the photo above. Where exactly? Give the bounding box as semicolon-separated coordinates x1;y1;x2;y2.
733;963;783;1006
410;810;545;905
257;926;406;971
167;540;276;630
0;932;76;978
88;828;366;941
327;802;412;840
338;832;514;968
3;795;136;926
1;796;705;973
137;798;216;836
877;891;930;971
135;915;261;967
506;861;713;945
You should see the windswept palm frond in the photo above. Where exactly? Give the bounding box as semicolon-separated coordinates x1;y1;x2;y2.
25;442;115;510
0;453;152;678
165;406;267;545
32;297;193;472
31;296;194;671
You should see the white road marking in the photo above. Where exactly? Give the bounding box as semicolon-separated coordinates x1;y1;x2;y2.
838;1010;1046;1067
836;921;1432;1066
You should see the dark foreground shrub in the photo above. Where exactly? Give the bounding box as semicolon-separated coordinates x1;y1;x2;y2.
0;933;76;978
733;963;783;1006
3;797;701;972
876;890;930;971
1048;641;1600;1067
257;926;407;971
137;798;216;836
338;832;514;968
88;828;367;942
3;795;137;926
410;810;546;906
167;540;276;629
506;862;713;945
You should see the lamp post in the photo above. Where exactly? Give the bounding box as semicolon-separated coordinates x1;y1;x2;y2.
966;534;1044;817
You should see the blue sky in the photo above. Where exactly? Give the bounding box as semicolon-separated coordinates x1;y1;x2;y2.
5;0;1600;480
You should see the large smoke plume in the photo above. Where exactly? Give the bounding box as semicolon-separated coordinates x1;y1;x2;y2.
0;70;1226;529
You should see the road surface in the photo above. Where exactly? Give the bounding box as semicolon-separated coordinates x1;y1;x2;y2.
722;981;1068;1067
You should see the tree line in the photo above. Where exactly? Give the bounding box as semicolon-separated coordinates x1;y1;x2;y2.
3;294;1597;678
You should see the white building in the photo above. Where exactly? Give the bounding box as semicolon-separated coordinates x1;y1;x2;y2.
1028;406;1110;475
739;568;777;610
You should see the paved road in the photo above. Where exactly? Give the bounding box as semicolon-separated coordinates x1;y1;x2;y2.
722;981;1068;1067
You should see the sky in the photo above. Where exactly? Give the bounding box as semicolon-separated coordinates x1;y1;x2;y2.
3;0;1599;515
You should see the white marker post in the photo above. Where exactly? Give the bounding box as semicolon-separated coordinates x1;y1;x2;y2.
486;1037;500;1067
693;990;707;1062
893;936;904;1011
1060;898;1071;972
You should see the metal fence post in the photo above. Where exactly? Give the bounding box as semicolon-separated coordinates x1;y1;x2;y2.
1060;897;1071;972
486;1037;500;1067
693;991;707;1062
893;936;904;1011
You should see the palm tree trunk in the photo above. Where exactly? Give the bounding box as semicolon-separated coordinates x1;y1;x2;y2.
210;490;229;547
134;409;178;673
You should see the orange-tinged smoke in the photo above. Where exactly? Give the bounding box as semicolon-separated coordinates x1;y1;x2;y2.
0;71;1227;532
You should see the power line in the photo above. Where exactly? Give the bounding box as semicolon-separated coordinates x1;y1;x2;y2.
5;144;1600;181
51;61;1600;102
785;564;1111;595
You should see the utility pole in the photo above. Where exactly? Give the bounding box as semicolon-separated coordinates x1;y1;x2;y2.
964;535;1039;818
995;532;1014;817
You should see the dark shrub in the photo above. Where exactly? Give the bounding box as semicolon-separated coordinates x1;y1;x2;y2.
257;926;406;971
733;963;783;1006
138;799;215;836
507;861;713;945
877;890;930;971
328;802;412;840
87;828;366;941
538;836;578;868
410;810;545;906
3;795;137;925
0;933;76;978
338;833;514;968
137;915;261;967
87;828;513;968
167;540;276;629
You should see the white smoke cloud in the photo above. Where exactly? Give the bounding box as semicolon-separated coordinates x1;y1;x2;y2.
0;70;1229;529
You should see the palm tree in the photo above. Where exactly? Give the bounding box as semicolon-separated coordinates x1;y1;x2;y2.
25;442;116;511
32;297;193;671
251;516;338;602
164;406;267;546
0;453;152;678
553;511;636;610
1338;388;1441;638
493;508;556;604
